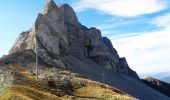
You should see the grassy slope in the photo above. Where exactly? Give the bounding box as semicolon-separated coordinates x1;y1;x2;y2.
0;65;135;100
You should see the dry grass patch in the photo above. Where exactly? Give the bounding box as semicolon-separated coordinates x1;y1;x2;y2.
0;65;135;100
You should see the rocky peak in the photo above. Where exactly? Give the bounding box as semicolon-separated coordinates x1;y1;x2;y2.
9;0;139;79
59;4;79;26
41;0;78;26
42;0;57;14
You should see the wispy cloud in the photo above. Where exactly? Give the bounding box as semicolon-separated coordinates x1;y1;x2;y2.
95;18;147;31
150;13;170;29
94;16;152;37
111;13;170;73
95;19;135;30
112;29;170;73
72;0;169;17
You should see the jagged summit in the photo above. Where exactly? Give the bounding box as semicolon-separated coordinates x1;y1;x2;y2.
47;0;54;3
42;0;56;14
59;4;79;26
10;0;139;80
41;0;78;25
9;0;139;82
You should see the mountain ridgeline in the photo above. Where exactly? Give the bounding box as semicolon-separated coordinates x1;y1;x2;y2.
10;0;138;78
143;77;170;97
1;0;170;100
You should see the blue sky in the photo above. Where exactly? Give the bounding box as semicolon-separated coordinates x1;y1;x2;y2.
0;0;170;74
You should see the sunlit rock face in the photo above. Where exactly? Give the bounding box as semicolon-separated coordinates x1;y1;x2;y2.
9;0;139;79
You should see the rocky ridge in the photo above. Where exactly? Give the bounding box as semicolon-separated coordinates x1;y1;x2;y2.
9;0;138;79
143;77;170;97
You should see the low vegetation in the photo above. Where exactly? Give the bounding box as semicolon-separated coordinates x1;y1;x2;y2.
0;64;135;100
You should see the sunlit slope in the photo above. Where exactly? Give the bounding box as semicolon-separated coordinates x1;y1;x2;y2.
0;65;135;100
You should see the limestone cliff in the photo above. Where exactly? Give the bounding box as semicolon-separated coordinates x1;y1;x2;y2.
9;0;138;79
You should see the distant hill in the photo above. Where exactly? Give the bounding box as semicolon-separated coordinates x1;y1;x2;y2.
143;77;170;97
161;76;170;83
140;72;170;83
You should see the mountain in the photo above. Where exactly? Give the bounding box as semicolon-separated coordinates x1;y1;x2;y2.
143;77;170;97
140;72;170;83
162;76;170;83
9;0;138;79
0;0;169;100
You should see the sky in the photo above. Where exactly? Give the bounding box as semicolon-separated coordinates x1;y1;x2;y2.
0;0;170;74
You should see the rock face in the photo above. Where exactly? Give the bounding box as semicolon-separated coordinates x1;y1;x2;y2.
1;50;46;68
9;0;137;79
10;0;137;78
6;1;170;100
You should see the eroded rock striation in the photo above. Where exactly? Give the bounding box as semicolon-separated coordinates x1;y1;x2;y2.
9;0;137;79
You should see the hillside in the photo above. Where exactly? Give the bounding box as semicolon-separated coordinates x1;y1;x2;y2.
143;77;170;97
0;64;135;100
140;72;170;83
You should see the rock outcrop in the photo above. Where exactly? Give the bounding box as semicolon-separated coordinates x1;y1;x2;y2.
0;68;13;95
0;49;46;68
9;0;137;79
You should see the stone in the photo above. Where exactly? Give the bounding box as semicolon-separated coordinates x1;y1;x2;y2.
102;37;119;63
42;0;57;14
9;0;139;79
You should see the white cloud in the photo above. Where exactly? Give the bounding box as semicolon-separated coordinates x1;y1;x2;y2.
112;30;170;73
72;0;169;17
111;21;170;73
95;19;135;30
95;18;147;35
150;13;170;28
